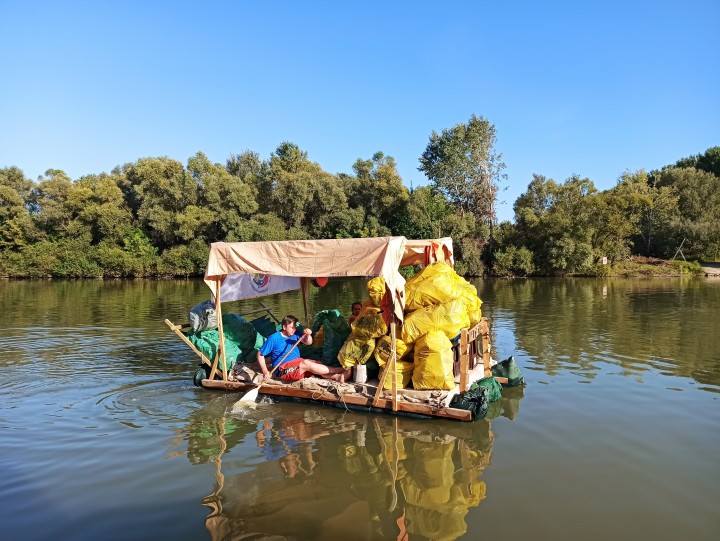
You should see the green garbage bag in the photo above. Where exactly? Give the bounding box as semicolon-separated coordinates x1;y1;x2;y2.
449;386;488;420
491;356;525;387
312;309;351;366
474;376;503;402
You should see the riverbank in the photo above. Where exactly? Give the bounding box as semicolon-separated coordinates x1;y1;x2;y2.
700;261;720;276
587;256;706;278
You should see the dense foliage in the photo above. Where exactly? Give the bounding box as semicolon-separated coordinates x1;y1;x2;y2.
1;119;717;278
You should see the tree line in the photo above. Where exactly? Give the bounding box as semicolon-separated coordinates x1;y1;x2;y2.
1;115;718;278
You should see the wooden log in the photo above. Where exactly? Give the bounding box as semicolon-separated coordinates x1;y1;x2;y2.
201;379;257;392
260;384;472;421
164;319;212;367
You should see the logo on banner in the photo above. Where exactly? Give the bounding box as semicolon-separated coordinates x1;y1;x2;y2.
250;273;270;294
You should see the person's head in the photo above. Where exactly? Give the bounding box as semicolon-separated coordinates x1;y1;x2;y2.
351;302;362;317
281;315;299;335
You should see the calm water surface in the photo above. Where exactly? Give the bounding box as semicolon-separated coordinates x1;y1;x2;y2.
0;278;718;541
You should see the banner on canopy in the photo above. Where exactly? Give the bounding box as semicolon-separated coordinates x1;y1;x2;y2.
219;274;301;303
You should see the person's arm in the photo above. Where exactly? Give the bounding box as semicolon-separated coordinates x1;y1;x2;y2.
301;327;313;346
257;350;271;379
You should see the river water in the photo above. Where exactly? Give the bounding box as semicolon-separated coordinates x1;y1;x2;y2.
0;277;718;541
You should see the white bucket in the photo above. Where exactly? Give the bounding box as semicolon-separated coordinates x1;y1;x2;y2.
353;364;367;384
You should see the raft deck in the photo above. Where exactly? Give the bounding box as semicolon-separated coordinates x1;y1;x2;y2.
201;318;494;422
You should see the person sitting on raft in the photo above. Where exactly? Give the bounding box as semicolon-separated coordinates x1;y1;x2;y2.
257;315;351;382
348;301;362;324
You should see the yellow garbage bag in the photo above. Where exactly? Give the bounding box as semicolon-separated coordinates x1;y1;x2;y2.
374;335;409;366
367;276;385;307
337;335;376;368
455;280;482;325
351;306;388;339
412;331;455;390
382;360;414;390
401;299;470;345
405;261;458;311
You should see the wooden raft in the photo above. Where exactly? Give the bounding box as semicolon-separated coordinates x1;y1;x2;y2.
170;316;497;421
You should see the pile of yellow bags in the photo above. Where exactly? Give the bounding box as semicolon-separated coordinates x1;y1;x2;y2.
338;262;483;391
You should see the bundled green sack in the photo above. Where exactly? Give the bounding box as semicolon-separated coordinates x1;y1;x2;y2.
449;385;488;420
474;376;503;402
312;309;351;366
249;315;278;338
491;356;525;387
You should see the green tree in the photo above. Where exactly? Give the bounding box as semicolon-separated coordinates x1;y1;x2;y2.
188;151;258;242
655;166;720;259
71;172;135;245
124;157;199;249
34;169;84;239
674;146;720;178
613;170;678;257
346;152;410;233
0;167;40;249
418;114;506;259
514;174;597;274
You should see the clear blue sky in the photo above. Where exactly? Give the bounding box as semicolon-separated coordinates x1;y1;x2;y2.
1;0;718;222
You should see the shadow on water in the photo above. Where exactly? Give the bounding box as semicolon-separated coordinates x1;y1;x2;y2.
179;389;523;541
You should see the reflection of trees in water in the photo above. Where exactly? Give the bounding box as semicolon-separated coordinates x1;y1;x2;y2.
475;278;720;387
195;402;523;541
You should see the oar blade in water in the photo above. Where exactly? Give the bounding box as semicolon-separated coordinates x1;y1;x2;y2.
238;386;260;403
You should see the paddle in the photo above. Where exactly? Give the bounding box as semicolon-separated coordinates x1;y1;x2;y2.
239;333;306;403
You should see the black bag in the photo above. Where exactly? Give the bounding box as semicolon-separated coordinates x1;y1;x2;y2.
450;385;489;420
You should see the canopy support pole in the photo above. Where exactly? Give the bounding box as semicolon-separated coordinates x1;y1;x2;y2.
209;281;228;381
300;278;310;326
390;317;398;411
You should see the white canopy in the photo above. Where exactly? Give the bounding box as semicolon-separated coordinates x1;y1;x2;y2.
204;236;408;320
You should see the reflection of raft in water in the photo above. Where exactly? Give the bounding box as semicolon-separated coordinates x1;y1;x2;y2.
199;406;511;541
166;237;524;422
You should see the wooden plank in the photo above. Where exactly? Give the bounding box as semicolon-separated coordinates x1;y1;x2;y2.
164;319;212;367
201;379;257;392
459;328;469;392
260;384;472;421
494;376;509;385
373;351;392;407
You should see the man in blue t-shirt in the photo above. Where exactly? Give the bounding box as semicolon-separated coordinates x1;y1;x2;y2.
257;315;351;381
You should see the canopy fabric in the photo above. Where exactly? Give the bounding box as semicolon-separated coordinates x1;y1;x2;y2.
204;237;408;320
401;238;454;267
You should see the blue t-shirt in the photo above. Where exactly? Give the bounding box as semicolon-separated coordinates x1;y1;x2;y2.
259;330;302;369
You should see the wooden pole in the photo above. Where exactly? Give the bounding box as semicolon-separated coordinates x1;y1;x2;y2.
373;351;392;408
459;328;469;392
164;319;212;367
390;319;398;412
208;287;222;380
481;317;491;378
216;281;228;381
301;278;310;326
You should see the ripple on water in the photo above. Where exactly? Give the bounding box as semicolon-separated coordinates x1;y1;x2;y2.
95;378;200;426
